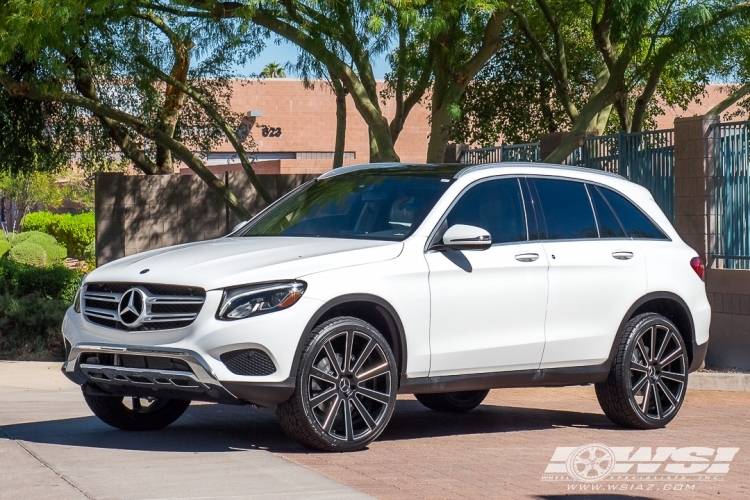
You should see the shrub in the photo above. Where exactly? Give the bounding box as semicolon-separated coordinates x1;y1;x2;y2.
0;259;81;301
8;230;45;246
22;211;58;234
8;231;67;265
0;240;10;258
23;233;67;265
22;211;95;260
83;240;96;268
0;293;69;360
53;212;95;259
9;242;47;267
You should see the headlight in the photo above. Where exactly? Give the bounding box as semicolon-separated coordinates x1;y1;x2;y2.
217;281;307;320
73;286;82;313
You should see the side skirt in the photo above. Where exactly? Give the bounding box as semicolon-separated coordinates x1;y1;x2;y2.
398;363;611;394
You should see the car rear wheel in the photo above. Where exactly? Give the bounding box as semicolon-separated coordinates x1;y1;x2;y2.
276;317;398;452
596;313;688;429
83;392;191;431
415;390;489;413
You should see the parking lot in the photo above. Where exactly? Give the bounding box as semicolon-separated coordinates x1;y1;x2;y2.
2;362;748;500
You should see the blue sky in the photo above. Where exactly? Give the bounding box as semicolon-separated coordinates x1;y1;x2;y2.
236;38;391;79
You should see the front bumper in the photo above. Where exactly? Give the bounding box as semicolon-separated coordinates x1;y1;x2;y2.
60;291;320;406
63;343;295;406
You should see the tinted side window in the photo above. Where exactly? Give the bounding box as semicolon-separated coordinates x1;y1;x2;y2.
446;178;527;244
589;185;626;238
598;186;667;239
533;179;598;239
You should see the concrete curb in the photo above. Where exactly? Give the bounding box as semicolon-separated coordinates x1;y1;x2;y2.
688;372;750;392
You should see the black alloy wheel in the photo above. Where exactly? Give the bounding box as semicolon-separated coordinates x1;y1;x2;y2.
277;317;398;452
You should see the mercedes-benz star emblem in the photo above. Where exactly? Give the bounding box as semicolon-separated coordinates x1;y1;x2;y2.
118;288;147;327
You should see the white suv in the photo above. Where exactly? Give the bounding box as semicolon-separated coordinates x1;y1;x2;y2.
62;162;710;451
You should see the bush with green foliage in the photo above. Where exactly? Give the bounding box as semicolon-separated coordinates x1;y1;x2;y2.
52;212;95;259
83;240;96;268
0;240;10;258
22;211;57;233
22;211;95;259
0;259;81;360
6;230;67;266
8;242;47;266
0;258;81;302
0;293;69;360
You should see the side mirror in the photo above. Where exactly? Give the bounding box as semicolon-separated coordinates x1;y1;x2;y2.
229;221;248;235
442;224;492;251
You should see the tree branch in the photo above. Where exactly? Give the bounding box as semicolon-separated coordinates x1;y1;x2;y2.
709;82;750;115
136;55;274;203
0;72;251;219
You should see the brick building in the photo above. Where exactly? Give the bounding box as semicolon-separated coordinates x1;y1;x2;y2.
196;79;432;176
190;80;746;176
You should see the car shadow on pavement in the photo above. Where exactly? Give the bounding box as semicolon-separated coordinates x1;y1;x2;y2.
0;399;619;455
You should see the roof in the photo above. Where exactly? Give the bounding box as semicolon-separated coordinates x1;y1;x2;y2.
318;162;625;181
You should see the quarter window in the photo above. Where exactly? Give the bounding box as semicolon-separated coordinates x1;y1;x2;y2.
533;179;598;240
445;179;527;244
589;185;627;238
598;186;667;240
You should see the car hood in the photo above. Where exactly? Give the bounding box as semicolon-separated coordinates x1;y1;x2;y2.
86;237;403;290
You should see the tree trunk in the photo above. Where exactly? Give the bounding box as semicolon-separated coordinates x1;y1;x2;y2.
369;129;382;163
426;72;455;163
331;77;347;168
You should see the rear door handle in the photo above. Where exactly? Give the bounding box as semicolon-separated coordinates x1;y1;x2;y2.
515;253;539;262
612;251;634;260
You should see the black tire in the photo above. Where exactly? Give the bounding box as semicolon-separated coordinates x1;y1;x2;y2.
596;313;689;429
415;390;489;413
277;317;398;452
83;392;191;431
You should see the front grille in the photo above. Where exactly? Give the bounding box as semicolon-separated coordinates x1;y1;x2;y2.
82;282;206;331
221;349;277;376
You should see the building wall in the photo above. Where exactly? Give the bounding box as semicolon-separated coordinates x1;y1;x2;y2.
95;172;314;265
220;79;432;174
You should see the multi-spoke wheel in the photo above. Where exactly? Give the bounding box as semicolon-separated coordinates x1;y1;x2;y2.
277;317;398;452
596;313;688;429
82;391;191;431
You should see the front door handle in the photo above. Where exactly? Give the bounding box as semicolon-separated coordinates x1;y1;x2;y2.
612;251;634;260
515;253;539;262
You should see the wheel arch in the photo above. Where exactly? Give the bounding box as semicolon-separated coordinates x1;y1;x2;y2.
610;292;696;368
291;294;408;384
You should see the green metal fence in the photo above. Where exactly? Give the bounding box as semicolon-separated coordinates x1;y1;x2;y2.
712;120;750;270
569;130;675;221
459;130;674;221
459;142;540;164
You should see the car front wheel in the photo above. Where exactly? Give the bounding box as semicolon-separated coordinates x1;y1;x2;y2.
277;317;398;452
596;313;688;429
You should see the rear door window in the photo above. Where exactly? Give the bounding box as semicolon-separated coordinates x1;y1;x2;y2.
532;178;598;240
597;186;668;240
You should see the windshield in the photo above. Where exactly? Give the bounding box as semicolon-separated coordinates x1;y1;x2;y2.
241;167;458;241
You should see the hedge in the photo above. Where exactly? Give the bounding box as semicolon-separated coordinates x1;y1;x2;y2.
0;240;10;258
22;211;95;260
8;242;47;267
0;258;81;302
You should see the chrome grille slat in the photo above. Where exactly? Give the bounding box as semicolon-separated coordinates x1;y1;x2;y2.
83;292;121;302
82;283;206;331
144;313;199;322
146;296;205;304
83;308;119;320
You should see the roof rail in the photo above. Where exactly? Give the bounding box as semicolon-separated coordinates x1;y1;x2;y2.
454;161;625;180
